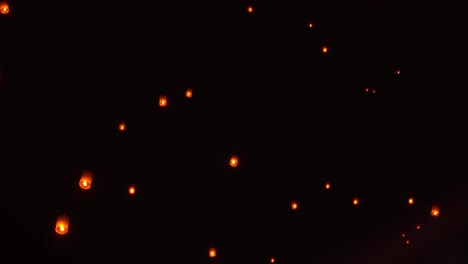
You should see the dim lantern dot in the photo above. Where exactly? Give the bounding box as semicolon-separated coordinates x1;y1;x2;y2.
405;239;410;244
229;155;239;167
119;122;126;131
185;88;193;98
401;233;406;238
55;214;70;235
209;247;216;258
270;257;275;263
247;6;253;13
408;197;414;205
291;201;298;210
159;95;167;107
129;185;136;195
325;182;331;190
322;46;328;53
308;23;313;28
431;205;440;217
396;69;401;75
371;89;376;94
416;225;421;230
353;197;359;205
0;2;9;15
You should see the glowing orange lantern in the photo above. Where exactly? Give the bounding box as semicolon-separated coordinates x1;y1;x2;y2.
247;6;253;13
209;247;216;258
416;225;421;230
396;69;401;75
364;87;369;93
353;197;359;205
405;239;410;244
401;233;406;238
128;185;135;195
159;95;167;107
229;155;238;167
431;205;440;217
185;88;193;98
55;214;69;235
290;201;298;210
270;257;275;263
322;46;328;53
324;182;331;190
408;197;414;205
371;89;376;94
308;23;313;28
118;121;126;131
79;170;94;190
0;2;9;15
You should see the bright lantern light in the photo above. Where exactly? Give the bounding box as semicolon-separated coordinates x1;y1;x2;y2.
0;2;9;15
55;214;70;235
229;156;238;167
209;247;216;258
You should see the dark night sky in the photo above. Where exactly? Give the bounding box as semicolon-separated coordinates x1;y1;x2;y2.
1;1;466;263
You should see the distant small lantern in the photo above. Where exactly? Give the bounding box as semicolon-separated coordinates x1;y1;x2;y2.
371;89;376;94
308;23;313;28
159;95;167;107
353;197;359;205
118;122;126;131
396;69;401;75
322;46;328;53
270;257;276;263
79;171;94;190
247;6;253;13
290;201;298;210
416;225;421;230
128;185;135;195
431;205;440;217
209;247;216;258
229;155;238;167
408;197;414;205
401;233;406;238
0;2;9;15
324;182;331;190
185;88;193;98
364;87;369;93
55;214;69;235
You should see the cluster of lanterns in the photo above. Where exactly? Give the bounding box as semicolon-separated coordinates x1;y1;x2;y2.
45;3;431;260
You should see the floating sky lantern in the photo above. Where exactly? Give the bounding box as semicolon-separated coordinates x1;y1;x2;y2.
209;247;216;258
55;214;69;235
431;204;440;217
290;201;298;210
353;197;359;205
118;121;126;131
185;88;193;98
322;46;328;53
247;6;253;13
159;95;167;107
0;2;9;15
396;69;401;75
324;182;331;190
79;170;94;190
408;197;414;205
229;155;238;167
270;257;276;263
128;185;135;195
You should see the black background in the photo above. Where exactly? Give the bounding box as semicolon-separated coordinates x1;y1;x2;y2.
1;0;466;263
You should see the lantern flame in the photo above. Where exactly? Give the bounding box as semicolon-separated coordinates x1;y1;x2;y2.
79;171;94;190
0;2;9;15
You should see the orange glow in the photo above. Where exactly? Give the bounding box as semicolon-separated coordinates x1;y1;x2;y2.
396;69;401;75
290;201;298;210
55;214;69;235
308;23;313;28
209;247;216;258
0;2;9;15
416;225;421;230
431;205;440;217
325;182;331;189
118;122;126;131
79;171;94;190
322;46;328;53
353;197;359;205
270;257;276;263
405;239;410;244
371;89;376;94
364;87;369;93
185;88;193;98
247;6;253;13
229;155;238;167
128;185;135;195
408;197;414;205
159;95;167;107
401;233;406;238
